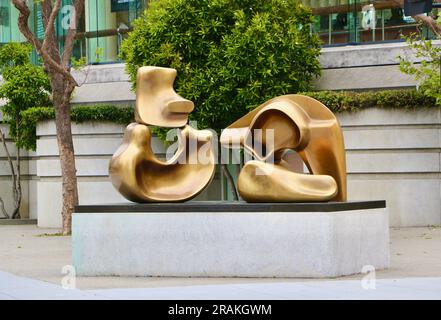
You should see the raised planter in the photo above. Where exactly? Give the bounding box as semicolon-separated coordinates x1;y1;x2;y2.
73;201;389;278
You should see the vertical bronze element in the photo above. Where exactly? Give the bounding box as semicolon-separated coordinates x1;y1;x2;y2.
220;95;347;202
135;66;194;128
109;67;215;202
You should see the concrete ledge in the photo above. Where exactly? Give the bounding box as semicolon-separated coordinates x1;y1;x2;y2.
72;201;389;278
0;219;37;225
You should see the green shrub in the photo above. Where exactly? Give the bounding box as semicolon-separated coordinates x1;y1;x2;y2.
304;89;437;113
0;43;51;150
120;0;321;131
398;30;441;106
20;105;134;151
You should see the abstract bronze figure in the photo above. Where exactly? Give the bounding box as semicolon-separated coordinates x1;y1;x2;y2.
109;66;215;202
220;95;347;202
109;66;346;203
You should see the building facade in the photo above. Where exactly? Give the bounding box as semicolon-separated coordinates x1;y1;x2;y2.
0;0;147;64
1;1;440;228
0;0;434;64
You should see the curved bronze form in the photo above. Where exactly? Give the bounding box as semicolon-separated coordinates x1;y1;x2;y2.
109;124;215;202
221;94;347;202
135;66;194;127
109;66;215;202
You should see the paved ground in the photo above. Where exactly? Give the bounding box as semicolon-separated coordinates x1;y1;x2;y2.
0;225;440;299
1;270;440;300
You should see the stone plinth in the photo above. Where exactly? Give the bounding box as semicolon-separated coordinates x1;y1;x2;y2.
72;201;389;278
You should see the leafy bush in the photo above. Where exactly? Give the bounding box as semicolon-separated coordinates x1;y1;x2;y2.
304;89;437;113
0;43;51;149
398;30;441;106
120;0;321;131
20;105;134;151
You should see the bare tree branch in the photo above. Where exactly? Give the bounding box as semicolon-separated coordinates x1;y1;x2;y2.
74;64;92;87
62;0;86;68
12;143;21;219
41;0;62;61
0;128;17;196
0;198;9;219
40;0;53;29
11;0;78;86
12;0;43;51
0;128;19;219
413;14;441;37
391;0;441;37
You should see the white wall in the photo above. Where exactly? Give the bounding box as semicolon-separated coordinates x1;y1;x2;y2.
70;41;441;101
33;106;441;228
340;108;441;227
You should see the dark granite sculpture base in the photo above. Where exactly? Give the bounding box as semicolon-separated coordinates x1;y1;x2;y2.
75;200;386;213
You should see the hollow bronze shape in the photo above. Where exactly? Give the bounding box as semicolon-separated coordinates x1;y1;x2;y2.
220;94;347;202
109;66;215;202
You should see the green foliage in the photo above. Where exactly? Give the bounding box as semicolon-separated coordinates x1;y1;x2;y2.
71;56;87;70
120;0;321;131
0;43;33;68
398;31;441;106
0;43;51;150
20;105;134;150
94;47;104;64
304;89;437;113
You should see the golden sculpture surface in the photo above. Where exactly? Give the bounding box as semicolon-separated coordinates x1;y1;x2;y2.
220;94;347;202
109;66;346;203
109;66;215;202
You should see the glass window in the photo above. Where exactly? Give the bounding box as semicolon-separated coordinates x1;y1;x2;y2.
82;0;147;64
28;0;149;64
2;0;435;65
302;0;433;45
0;0;25;44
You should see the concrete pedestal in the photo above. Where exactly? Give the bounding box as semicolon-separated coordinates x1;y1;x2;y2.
72;201;389;278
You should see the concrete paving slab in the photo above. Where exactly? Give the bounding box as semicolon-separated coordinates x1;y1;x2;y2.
0;293;14;300
1;267;440;300
88;277;441;300
0;271;104;300
0;225;440;291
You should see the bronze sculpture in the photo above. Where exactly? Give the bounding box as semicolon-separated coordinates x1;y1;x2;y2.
109;66;346;203
109;66;215;202
220;95;347;202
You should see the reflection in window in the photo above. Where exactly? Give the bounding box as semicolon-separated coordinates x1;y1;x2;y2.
0;0;435;65
83;0;147;64
302;0;430;45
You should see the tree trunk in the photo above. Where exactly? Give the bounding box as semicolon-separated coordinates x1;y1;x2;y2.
52;80;78;235
11;147;21;219
0;127;22;219
11;0;85;233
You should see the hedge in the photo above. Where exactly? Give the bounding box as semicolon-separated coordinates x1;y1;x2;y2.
17;89;438;151
19;105;134;151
